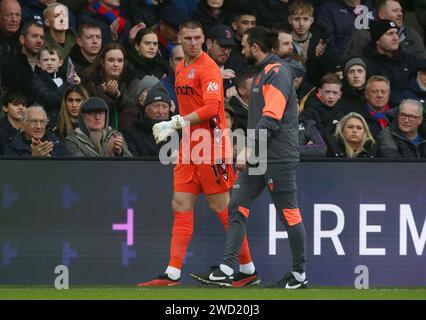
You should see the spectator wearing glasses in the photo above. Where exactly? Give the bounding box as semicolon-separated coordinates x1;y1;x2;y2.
4;105;66;156
378;99;426;158
205;24;237;92
64;97;132;157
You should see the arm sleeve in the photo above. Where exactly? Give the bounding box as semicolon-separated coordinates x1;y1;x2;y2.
377;129;403;158
250;65;292;144
298;120;328;157
195;64;223;122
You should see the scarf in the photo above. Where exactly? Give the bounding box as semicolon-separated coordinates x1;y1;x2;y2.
367;103;390;129
89;130;106;154
91;1;126;34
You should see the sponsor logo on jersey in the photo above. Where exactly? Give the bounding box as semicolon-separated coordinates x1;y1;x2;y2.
207;82;219;92
175;85;195;95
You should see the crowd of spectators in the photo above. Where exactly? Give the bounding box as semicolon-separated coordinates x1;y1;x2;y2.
0;0;425;159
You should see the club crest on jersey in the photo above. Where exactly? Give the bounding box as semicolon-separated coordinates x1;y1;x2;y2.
207;81;219;92
188;68;196;79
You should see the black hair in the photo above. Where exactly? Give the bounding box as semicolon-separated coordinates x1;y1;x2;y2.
231;7;257;23
244;26;278;53
134;27;157;46
2;91;29;108
234;66;257;89
20;21;43;37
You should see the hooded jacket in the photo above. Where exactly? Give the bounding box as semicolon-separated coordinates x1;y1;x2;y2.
247;53;299;163
64;99;132;157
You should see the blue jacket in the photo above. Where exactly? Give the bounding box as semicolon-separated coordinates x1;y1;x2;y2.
4;131;66;157
316;0;374;59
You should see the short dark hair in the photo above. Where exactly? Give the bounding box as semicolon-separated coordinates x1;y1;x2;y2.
20;21;43;37
244;26;278;53
38;46;63;60
234;66;257;90
271;23;292;35
2;91;29;108
77;22;102;38
179;20;203;33
231;7;257;23
319;73;342;88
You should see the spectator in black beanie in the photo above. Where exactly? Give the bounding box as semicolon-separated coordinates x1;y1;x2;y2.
122;82;177;158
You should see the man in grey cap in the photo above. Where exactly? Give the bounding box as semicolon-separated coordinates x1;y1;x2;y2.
65;97;132;157
118;75;160;129
205;24;237;92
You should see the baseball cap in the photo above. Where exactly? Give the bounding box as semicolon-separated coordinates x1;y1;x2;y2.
206;24;236;47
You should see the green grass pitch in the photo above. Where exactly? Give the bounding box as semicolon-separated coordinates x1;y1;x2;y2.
1;286;426;300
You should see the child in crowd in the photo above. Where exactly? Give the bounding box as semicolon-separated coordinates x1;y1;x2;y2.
32;46;80;122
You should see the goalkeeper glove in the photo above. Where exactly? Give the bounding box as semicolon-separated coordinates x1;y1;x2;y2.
152;115;189;144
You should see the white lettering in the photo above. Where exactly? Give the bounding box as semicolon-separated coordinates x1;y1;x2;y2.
400;204;426;255
269;204;288;255
314;204;345;255
359;204;386;255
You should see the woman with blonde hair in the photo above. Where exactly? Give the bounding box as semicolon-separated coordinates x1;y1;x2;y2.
326;112;377;158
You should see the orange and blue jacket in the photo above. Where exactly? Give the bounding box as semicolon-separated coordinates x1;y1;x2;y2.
247;53;299;163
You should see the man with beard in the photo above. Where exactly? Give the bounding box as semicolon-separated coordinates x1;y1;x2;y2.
205;24;237;92
1;21;44;102
137;20;258;287
64;96;132;157
121;82;176;157
191;26;308;289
